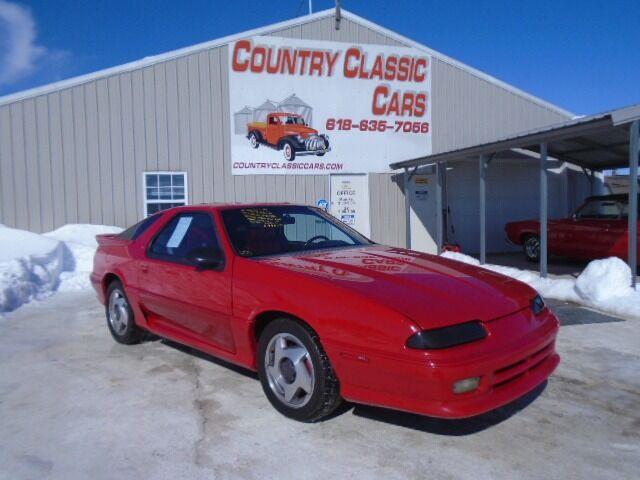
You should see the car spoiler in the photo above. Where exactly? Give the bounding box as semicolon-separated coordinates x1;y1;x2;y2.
95;233;128;246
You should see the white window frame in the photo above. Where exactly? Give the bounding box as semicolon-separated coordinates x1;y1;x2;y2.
143;171;189;217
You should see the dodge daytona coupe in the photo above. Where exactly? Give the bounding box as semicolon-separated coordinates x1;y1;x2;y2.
91;204;560;422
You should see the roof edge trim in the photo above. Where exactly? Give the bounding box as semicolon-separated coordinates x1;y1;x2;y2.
0;8;572;117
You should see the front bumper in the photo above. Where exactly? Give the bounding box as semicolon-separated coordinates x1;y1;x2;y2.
338;308;560;419
295;147;331;156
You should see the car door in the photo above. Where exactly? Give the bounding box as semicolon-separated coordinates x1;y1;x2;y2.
571;199;621;258
266;115;283;145
137;211;235;353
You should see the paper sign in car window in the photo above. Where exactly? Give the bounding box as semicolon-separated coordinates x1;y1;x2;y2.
241;208;283;228
166;216;193;248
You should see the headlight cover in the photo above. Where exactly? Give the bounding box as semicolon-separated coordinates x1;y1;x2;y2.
406;321;488;350
531;295;546;316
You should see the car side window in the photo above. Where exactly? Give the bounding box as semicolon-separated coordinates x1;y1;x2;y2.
576;200;621;219
119;214;162;240
148;212;220;263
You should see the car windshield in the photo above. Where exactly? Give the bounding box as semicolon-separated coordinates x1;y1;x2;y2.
284;116;305;125
221;206;372;257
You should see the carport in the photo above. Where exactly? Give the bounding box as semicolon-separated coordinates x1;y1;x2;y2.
390;104;640;287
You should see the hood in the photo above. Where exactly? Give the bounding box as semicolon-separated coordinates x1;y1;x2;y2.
263;245;536;329
285;125;318;137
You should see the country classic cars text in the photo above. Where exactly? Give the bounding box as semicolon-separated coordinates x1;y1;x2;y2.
231;39;429;117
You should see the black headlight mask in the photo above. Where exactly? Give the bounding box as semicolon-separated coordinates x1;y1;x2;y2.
406;321;488;350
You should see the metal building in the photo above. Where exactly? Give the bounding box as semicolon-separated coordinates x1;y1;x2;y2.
0;8;591;253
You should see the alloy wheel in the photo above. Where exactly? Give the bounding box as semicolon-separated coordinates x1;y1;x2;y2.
108;289;130;335
264;333;315;408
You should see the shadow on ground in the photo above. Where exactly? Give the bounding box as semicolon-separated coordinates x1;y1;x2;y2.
159;333;547;435
350;381;547;435
547;299;625;326
160;338;259;380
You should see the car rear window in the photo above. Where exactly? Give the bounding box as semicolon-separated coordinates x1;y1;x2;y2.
119;214;161;241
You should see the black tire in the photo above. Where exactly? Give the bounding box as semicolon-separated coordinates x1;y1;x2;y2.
523;234;540;262
282;141;296;161
258;318;341;422
105;280;144;345
316;152;326;157
249;131;260;149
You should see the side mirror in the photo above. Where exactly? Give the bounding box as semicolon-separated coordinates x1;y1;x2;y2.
186;247;224;271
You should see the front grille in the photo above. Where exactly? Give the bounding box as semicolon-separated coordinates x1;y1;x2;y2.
304;135;326;151
491;341;554;389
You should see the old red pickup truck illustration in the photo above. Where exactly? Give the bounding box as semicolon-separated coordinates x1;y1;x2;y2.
247;112;330;161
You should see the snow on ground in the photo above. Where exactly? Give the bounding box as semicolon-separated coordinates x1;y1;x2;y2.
442;251;640;320
0;224;122;313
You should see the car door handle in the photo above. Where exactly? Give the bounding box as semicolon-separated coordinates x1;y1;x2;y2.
140;263;149;273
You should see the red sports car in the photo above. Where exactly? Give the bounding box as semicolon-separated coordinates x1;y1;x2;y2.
91;204;560;422
506;194;640;263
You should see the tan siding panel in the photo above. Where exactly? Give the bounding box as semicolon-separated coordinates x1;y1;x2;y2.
431;58;568;154
35;97;54;232
96;79;115;226
72;87;91;223
119;73;139;225
23;99;42;231
0;106;15;226
107;76;126;226
47;92;66;228
10;103;29;229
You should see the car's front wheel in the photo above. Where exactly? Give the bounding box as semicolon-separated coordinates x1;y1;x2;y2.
282;141;296;161
523;234;540;262
258;318;341;422
106;280;144;345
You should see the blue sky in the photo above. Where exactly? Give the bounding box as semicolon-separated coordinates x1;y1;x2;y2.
0;0;638;115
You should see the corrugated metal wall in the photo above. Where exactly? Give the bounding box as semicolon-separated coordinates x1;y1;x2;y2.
431;58;568;153
0;12;571;249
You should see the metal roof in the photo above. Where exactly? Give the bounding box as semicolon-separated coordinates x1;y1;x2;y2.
0;9;572;117
390;104;640;171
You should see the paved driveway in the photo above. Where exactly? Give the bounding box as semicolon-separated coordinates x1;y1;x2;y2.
0;292;638;479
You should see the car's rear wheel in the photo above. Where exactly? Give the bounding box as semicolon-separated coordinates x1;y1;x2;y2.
282;141;295;161
523;234;540;262
106;281;144;345
258;318;341;422
249;132;259;149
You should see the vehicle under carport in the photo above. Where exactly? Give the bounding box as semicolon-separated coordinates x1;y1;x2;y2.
391;103;640;287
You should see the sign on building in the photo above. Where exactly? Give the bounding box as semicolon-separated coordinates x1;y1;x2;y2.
229;36;432;175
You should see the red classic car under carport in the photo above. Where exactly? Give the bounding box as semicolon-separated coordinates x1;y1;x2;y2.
506;194;640;264
91;204;559;422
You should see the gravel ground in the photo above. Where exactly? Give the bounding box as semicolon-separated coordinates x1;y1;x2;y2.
0;292;638;480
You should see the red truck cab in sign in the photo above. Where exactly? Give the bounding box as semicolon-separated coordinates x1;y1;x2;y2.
247;112;330;161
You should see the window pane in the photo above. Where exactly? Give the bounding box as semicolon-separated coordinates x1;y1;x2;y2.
146;174;158;187
172;175;184;186
159;174;172;187
158;186;173;199
146;187;159;200
172;187;185;199
149;212;219;261
146;202;185;216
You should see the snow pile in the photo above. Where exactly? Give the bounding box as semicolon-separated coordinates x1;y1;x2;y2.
0;224;122;313
442;251;640;320
44;224;122;292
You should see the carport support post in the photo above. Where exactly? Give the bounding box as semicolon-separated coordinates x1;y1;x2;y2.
479;154;488;264
539;143;548;278
404;168;411;249
629;120;639;288
436;162;443;253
